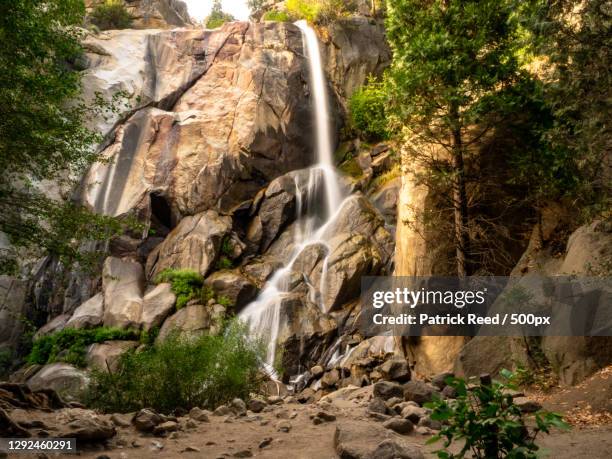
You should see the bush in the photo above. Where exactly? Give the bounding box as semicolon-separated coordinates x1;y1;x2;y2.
90;0;132;31
263;10;291;22
426;370;569;458
216;255;234;270
28;327;140;367
155;268;203;309
349;78;390;141
286;0;353;24
85;321;265;413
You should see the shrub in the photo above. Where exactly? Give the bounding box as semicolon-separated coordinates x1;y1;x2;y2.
85;321;265;413
349;78;390;141
217;295;233;308
90;0;132;31
263;10;291;22
155;268;203;309
426;370;569;458
28;327;140;367
285;0;354;24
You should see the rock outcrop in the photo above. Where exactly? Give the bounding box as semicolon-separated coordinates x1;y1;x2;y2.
85;0;192;29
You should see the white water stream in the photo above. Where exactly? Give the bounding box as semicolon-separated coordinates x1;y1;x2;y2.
238;21;348;371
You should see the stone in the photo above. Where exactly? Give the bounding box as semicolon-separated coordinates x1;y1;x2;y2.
400;406;428;424
403;381;438;406
247;398;267;413
385;397;403;409
368;397;388;415
417;416;442;431
132;409;163;432
102;257;145;329
334;422;423;459
297;388;316;404
204;271;257;311
259;437;273;448
26;363;89;402
233;450;253;458
431;372;454;390
213;405;232;416
153;421;178;436
189;407;210;422
311;365;324;377
147;211;232;278
383;418;414;435
373;381;404;401
65;293;104;330
230;398;247;416
373;439;424;459
182;445;201;452
321;369;340;388
379;358;411;383
110;414;131;428
369;178;400;226
86;340;139;372
267;395;284;405
141;283;176;331
34;314;70;339
513;397;542;413
314;410;336;423
157;305;210;342
56;408;116;441
276;420;292;432
442;385;457;399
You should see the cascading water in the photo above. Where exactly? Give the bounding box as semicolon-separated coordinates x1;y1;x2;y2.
238;21;348;371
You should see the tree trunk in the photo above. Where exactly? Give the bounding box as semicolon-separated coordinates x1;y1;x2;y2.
451;121;470;277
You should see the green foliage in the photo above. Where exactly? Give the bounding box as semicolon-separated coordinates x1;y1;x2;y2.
201;285;216;304
28;327;140;368
349;78;390;141
90;0;132;30
285;0;353;24
368;163;400;192
217;295;233;308
216;256;234;270
0;0;128;275
426;371;569;458
524;0;611;213
155;268;203;309
206;0;235;29
263;10;291;22
85;321;265;413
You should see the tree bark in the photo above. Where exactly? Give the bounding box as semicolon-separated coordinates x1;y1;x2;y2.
450;116;470;277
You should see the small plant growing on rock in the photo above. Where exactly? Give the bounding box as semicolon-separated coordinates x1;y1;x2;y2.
263;10;291;22
155;268;204;309
90;0;132;31
426;370;569;458
206;0;234;29
28;327;141;367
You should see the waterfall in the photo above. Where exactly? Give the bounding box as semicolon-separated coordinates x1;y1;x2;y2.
238;21;347;371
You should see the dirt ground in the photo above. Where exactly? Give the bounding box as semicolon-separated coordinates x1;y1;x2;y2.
11;366;612;459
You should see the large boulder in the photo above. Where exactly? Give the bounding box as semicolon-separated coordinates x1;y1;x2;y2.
141;283;176;331
55;408;116;441
65;293;104;330
81;22;314;219
102;257;145;329
204;271;257;311
157;305;211;342
146;210;232;278
334;422;423;459
27;364;89;401
86;340;139;372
